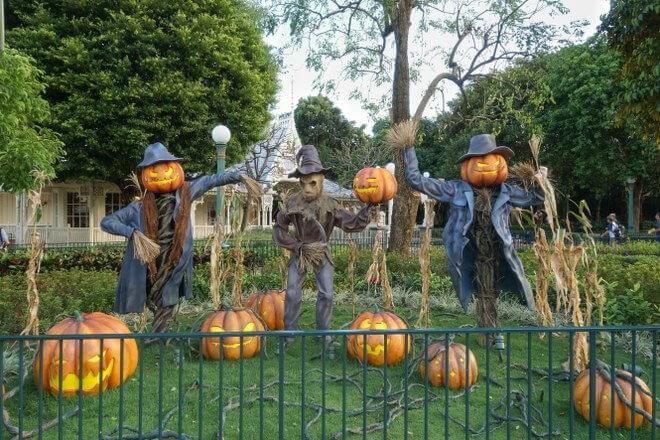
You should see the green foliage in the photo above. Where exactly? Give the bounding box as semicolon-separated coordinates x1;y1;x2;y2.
601;0;660;141
604;282;656;325
7;0;277;192
0;48;63;192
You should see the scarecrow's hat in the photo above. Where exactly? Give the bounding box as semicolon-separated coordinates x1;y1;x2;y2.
288;145;331;178
137;142;183;168
457;134;514;163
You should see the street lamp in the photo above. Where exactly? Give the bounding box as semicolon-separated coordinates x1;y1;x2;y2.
212;124;231;222
626;177;636;233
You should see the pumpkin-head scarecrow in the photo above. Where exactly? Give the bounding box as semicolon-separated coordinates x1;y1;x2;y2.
101;142;244;333
272;145;377;358
401;133;546;346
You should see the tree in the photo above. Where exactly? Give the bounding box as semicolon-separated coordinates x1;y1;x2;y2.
7;0;277;198
601;0;660;142
294;95;368;181
0;48;62;192
265;0;581;253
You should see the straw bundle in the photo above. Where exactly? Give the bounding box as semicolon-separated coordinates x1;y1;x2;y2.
297;242;327;273
387;120;419;150
132;230;161;264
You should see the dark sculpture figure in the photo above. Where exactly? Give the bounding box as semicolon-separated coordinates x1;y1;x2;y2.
273;145;374;354
101;142;244;333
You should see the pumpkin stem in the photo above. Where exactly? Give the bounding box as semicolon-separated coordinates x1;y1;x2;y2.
73;311;84;322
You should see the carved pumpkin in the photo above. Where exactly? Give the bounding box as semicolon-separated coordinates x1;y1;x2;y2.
245;289;286;330
33;312;138;397
460;153;508;188
347;311;411;366
200;308;265;360
418;342;478;389
140;160;185;193
573;366;653;429
352;167;398;204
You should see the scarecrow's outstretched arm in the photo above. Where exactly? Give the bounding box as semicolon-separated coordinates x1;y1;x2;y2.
335;204;371;233
100;203;139;238
403;148;455;203
189;171;242;201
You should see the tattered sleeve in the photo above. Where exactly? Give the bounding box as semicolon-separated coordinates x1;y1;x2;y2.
273;211;301;252
403;148;455;203
507;184;545;208
334;204;371;233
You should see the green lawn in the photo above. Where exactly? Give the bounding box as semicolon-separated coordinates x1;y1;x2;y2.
3;304;657;440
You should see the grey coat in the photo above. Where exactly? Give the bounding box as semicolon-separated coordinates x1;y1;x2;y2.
403;148;543;311
100;171;241;313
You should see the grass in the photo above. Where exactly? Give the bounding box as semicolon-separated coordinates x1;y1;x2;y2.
2;303;657;440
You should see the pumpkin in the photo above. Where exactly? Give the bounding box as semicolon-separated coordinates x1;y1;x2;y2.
140;160;185;193
33;312;138;397
460;153;508;188
200;308;265;360
418;342;478;389
352;167;398;204
573;366;653;429
347;311;411;366
245;289;286;330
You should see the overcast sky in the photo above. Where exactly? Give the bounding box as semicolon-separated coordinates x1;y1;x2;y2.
264;0;610;133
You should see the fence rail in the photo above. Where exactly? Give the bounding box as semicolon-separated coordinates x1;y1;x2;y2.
1;325;657;439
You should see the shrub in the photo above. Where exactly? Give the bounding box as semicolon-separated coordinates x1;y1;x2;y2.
604;283;657;325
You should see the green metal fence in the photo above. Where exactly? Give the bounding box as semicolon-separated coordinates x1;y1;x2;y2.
1;325;657;439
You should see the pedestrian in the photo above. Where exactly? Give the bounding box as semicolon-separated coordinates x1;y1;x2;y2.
603;213;622;245
0;226;9;251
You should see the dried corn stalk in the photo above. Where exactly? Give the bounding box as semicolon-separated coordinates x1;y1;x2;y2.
347;239;357;315
416;199;435;328
231;233;245;308
532;228;554;329
366;230;394;309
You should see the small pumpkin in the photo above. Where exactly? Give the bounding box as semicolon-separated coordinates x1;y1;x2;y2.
140;160;185;193
347;311;411;366
352;167;398;204
245;289;286;330
573;366;653;429
460;153;508;188
418;342;478;389
33;312;138;397
200;308;265;360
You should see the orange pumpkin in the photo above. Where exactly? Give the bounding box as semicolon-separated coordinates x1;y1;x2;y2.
245;289;286;330
573;366;653;429
352;167;398;204
200;308;265;360
460;153;508;188
418;342;478;389
33;312;138;397
347;311;411;366
140;160;185;193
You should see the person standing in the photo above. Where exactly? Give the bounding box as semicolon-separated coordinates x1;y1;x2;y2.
0;226;9;251
603;213;622;245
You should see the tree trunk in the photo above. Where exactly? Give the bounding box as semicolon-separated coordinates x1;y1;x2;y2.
634;180;643;232
388;2;416;255
240;204;250;231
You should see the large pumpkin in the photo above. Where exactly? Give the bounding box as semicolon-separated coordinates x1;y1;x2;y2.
200;308;265;360
352;167;397;204
140;160;185;193
460;153;508;188
347;311;411;366
33;312;138;397
245;289;285;330
573;366;653;429
418;342;478;389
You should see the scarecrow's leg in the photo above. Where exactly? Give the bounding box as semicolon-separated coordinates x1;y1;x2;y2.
284;256;305;332
152;304;175;333
314;258;334;331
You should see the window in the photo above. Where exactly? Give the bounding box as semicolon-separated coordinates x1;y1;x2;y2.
105;193;122;215
66;193;89;228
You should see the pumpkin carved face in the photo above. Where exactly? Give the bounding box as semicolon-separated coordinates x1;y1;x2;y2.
460;153;508;188
140;161;185;193
245;289;285;330
352;167;398;204
33;312;139;397
347;311;411;367
573;367;653;429
418;342;478;390
200;308;265;360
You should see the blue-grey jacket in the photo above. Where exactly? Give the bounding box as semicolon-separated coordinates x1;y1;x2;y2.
403;148;542;311
100;172;241;313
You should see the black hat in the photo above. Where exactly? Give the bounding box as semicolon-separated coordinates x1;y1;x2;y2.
288;145;331;178
457;134;514;163
137;142;183;168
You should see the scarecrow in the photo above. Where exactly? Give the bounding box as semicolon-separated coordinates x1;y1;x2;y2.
101;142;256;333
273;145;375;352
401;133;547;346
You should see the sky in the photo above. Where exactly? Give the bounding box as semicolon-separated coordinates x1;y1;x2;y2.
264;0;611;134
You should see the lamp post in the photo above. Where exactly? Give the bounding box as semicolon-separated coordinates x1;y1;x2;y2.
212;124;231;223
626;177;636;233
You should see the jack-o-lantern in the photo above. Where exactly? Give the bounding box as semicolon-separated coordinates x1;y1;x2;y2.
573;365;653;429
418;342;478;389
245;289;285;330
140;160;185;193
347;311;411;366
200;308;265;360
460;153;508;188
33;312;139;397
353;167;398;204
